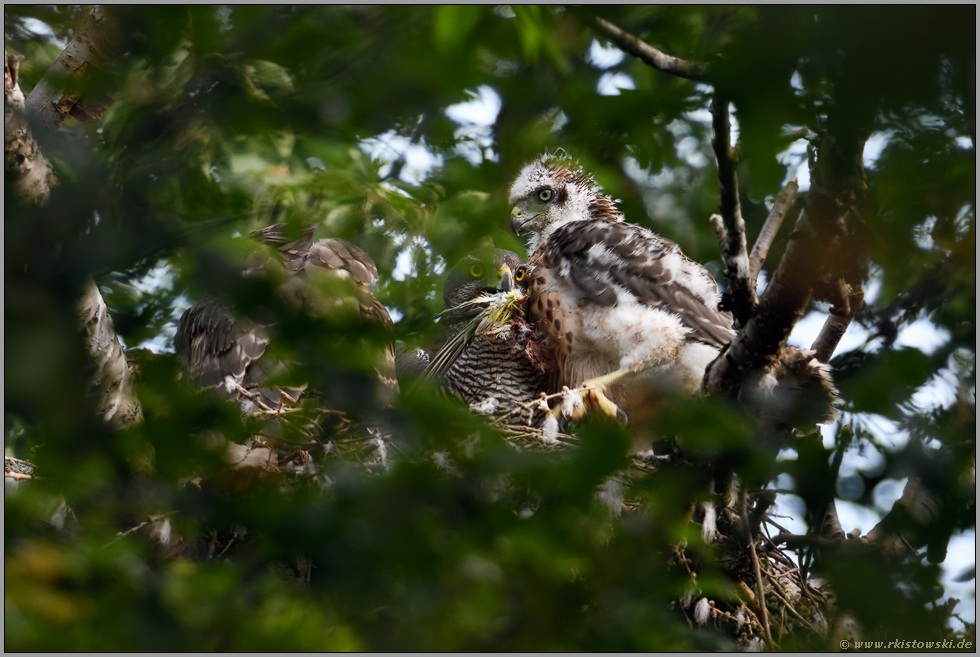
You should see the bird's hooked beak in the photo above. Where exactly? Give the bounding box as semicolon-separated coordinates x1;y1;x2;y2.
497;264;514;292
511;206;532;236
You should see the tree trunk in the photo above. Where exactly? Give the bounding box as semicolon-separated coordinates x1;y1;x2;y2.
5;8;140;432
5;54;57;203
24;5;121;134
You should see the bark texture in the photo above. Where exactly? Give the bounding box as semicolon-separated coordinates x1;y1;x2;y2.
6;11;140;431
710;95;757;326
24;5;120;134
5;54;58;204
584;14;707;81
77;277;144;429
749;180;798;284
704;131;865;398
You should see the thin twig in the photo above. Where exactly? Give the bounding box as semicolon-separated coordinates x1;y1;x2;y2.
103;512;176;548
740;605;769;641
819;427;854;544
709;214;727;251
742;491;774;646
583;14;707;81
810;287;865;363
705;122;867;398
749;180;799;283
711;95;756;325
769;532;839;550
762;568;823;636
217;531;240;558
781;126;815;142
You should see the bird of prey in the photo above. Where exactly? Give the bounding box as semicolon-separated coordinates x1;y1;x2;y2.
175;223;398;415
421;248;553;427
509;155;735;424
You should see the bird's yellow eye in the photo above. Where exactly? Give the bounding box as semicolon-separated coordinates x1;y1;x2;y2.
469;264;483;278
515;267;527;282
538;189;553;202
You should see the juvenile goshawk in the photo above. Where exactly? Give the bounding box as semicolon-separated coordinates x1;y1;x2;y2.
176;223;398;412
509;155;735;423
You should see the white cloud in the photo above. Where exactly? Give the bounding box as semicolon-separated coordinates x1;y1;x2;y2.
838;440;886;479
684;107;713;126
676;135;709;168
391;235;439;282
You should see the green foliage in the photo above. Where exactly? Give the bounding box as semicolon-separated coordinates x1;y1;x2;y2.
5;5;974;651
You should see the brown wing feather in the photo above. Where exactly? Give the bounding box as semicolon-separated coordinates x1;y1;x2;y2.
544;219;734;349
302;238;397;406
178;226;398;406
175;296;270;389
525;255;577;389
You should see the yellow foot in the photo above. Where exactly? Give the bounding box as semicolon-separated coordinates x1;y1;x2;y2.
552;369;631;424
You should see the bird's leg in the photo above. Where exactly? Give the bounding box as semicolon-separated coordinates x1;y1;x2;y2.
553;368;632;423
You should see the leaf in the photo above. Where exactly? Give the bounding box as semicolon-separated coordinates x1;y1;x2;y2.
433;5;485;53
838;348;934;417
954;565;975;583
512;5;545;65
245;60;295;92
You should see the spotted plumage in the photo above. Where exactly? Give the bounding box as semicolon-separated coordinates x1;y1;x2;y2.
423;249;553;427
510;154;735;423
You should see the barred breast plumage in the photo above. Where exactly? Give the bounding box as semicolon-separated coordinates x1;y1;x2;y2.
422;248;553;428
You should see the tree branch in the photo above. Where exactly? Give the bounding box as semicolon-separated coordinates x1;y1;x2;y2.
5;53;58;204
749;180;798;284
705;127;866;398
742;491;774;647
705;208;832;396
810;286;865;364
864;450;973;562
583;14;707;81
76;277;144;429
24;5;121;135
711;95;756;326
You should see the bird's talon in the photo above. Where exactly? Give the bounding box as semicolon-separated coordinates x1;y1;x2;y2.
554;383;626;424
616;406;629;424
